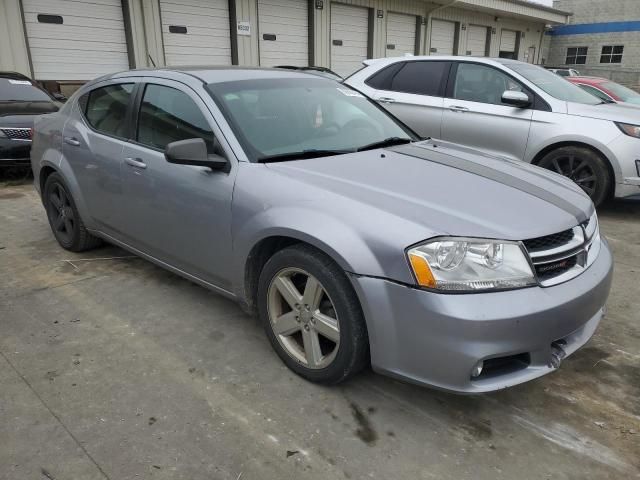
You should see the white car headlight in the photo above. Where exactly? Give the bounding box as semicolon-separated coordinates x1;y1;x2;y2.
407;238;536;292
616;122;640;139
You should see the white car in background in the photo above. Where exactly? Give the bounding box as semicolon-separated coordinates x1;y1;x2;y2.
346;56;640;206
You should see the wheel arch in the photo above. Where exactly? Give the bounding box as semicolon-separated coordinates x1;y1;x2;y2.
241;232;364;316
531;140;617;198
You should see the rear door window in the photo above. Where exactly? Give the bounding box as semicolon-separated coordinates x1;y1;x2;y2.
84;84;134;138
366;61;448;97
389;61;449;96
136;84;215;152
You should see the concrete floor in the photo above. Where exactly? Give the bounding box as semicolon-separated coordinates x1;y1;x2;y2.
0;181;638;480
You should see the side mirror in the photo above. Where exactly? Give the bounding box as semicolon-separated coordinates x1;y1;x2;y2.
165;138;227;170
501;90;531;108
52;92;67;101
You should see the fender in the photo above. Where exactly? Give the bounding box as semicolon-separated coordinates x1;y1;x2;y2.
231;205;410;301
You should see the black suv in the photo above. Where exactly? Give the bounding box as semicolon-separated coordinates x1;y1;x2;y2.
1;72;59;167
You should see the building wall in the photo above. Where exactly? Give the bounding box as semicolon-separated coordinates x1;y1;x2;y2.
0;0;31;76
1;0;551;83
548;0;640;88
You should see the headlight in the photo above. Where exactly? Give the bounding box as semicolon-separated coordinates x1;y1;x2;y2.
407;238;536;292
584;211;598;240
615;122;640;138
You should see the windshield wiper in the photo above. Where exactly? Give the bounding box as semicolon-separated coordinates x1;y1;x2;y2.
356;136;412;152
257;149;351;163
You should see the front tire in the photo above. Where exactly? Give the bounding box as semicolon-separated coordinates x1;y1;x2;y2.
43;172;101;252
537;146;611;206
257;244;369;384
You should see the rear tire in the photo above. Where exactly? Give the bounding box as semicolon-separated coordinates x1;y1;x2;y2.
43;172;102;252
257;244;369;384
537;146;611;206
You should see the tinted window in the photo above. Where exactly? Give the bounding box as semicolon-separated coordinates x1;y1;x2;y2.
390;62;447;96
0;78;52;102
85;84;134;138
137;84;214;151
365;63;403;89
453;63;526;105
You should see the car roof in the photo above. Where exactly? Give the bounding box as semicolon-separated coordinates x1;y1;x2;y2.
362;55;532;69
106;66;331;85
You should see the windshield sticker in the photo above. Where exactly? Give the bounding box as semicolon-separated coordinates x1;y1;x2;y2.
8;80;32;85
337;88;364;98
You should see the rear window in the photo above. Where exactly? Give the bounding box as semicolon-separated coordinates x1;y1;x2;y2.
0;78;52;102
365;61;448;97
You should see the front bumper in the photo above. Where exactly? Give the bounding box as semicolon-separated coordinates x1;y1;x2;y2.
0;137;31;167
350;238;613;393
607;133;640;198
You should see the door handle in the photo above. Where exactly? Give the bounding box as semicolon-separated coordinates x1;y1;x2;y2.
124;157;147;169
378;97;396;104
448;105;469;112
64;136;80;146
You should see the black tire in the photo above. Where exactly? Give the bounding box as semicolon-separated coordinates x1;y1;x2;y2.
43;172;102;252
257;244;369;384
537;146;611;207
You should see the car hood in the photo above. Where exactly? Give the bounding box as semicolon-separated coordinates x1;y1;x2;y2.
265;140;593;243
567;101;640;123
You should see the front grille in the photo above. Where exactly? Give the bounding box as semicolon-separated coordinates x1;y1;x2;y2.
1;128;32;140
523;229;574;252
535;255;578;281
522;225;587;286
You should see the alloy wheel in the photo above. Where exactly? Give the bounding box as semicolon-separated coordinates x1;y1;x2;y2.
47;183;75;244
549;155;597;197
267;267;340;369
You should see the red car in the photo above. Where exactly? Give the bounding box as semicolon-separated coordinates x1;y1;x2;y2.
566;76;640;106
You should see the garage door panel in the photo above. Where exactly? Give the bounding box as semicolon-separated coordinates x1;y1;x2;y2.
160;0;231;66
23;0;129;80
23;0;123;17
331;3;369;77
430;19;455;56
258;0;308;67
162;35;231;48
500;30;517;51
387;12;416;57
466;25;488;56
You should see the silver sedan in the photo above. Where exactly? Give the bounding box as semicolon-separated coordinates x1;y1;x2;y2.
31;68;612;393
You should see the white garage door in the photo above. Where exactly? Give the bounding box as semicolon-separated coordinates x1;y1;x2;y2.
500;29;517;53
258;0;308;67
160;0;231;66
466;25;488;56
22;0;130;80
386;12;416;57
331;3;369;78
430;19;456;56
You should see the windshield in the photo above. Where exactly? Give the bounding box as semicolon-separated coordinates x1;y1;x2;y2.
0;78;52;102
207;78;414;161
505;63;601;105
601;81;640;104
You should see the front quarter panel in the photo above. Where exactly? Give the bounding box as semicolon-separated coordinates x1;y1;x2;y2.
230;163;430;300
525;110;624;181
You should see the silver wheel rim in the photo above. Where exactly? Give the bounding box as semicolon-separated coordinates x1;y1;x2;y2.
267;267;340;369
